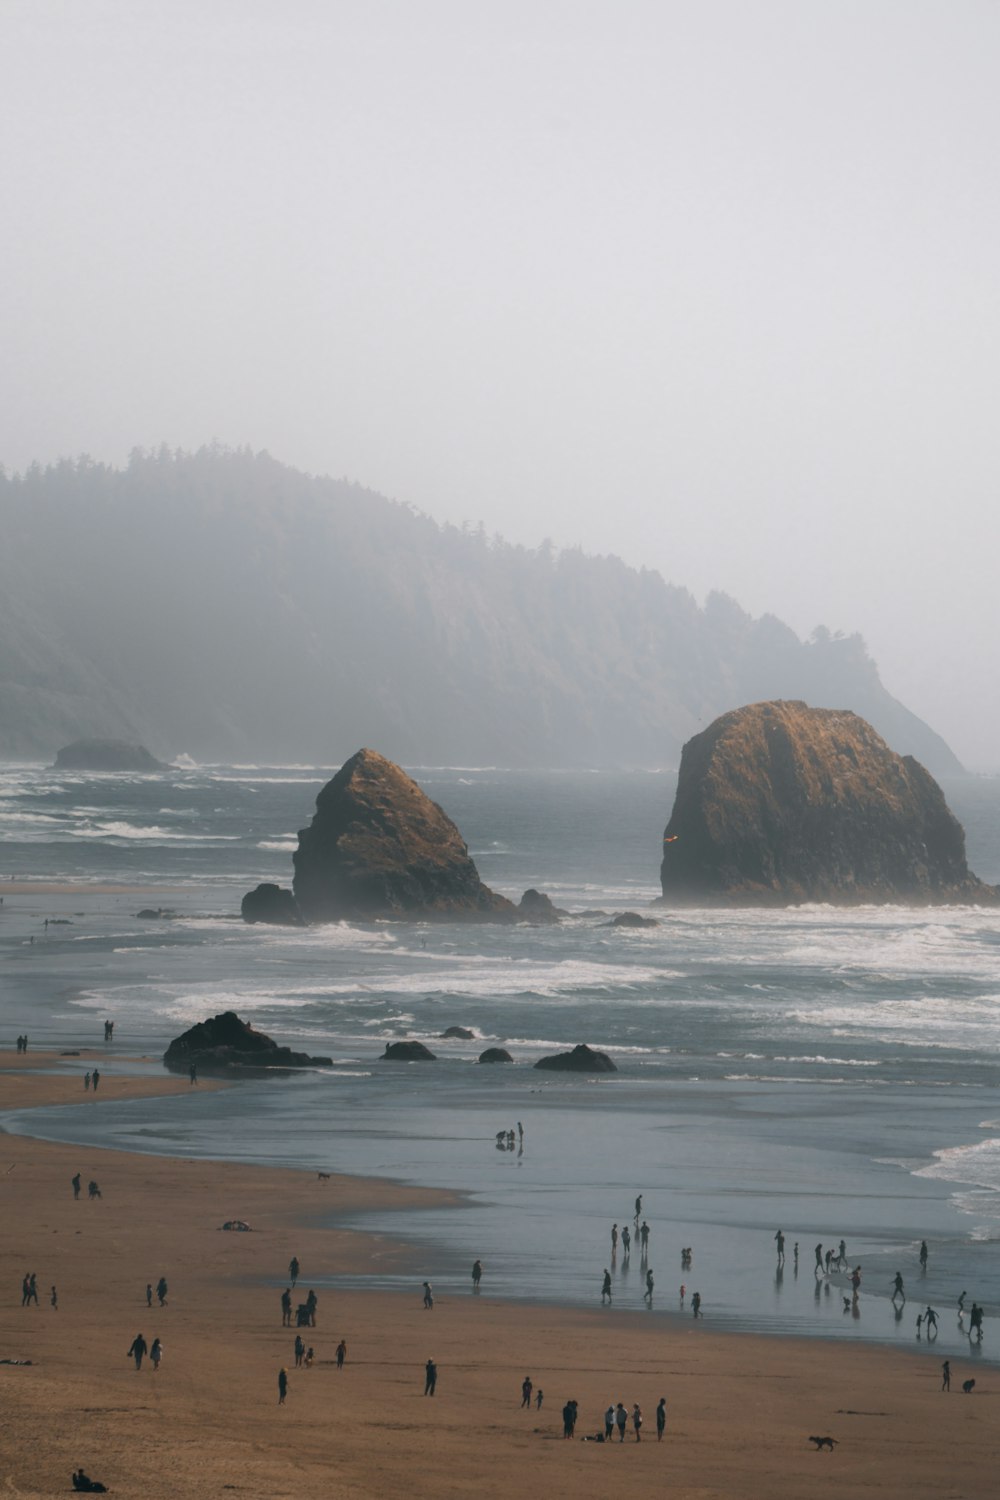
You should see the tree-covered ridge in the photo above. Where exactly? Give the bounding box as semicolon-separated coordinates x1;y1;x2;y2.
0;447;960;773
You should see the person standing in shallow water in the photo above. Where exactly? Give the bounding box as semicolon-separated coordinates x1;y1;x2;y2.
471;1259;482;1290
601;1269;612;1304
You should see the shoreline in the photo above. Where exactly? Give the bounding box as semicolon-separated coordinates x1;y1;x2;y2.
2;1058;998;1497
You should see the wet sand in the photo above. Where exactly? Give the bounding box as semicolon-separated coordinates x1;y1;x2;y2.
1;1055;996;1499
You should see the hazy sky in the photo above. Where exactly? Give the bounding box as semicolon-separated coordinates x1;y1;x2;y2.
3;1;998;765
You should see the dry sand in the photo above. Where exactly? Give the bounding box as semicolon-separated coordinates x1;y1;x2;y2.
1;1053;996;1499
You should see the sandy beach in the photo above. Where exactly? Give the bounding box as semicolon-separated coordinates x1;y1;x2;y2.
1;1053;996;1499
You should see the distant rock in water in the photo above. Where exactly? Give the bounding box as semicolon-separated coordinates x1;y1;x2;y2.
380;1040;437;1061
53;738;167;772
163;1011;331;1074
440;1026;475;1040
292;749;516;923
534;1044;617;1074
608;911;660;928
517;888;562;923
659;700;999;907
478;1047;514;1064
241;883;303;926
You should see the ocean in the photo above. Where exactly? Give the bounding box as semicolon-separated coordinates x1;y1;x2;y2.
2;760;1000;1362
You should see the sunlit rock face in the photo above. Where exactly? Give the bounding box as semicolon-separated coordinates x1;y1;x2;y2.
659;701;997;907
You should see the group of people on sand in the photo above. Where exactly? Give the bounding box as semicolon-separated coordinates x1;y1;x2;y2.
14;1033;29;1052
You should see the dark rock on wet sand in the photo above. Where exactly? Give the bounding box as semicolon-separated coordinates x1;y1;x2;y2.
163;1010;331;1074
534;1044;617;1074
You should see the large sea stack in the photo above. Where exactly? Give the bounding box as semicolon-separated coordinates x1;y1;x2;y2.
659;701;998;907
292;749;516;923
53;738;167;772
163;1011;331;1073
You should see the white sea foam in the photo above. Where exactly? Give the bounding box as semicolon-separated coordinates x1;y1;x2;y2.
257;840;298;851
70;821;240;842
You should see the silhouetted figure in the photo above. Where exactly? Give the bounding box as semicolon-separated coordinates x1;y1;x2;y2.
27;1273;38;1305
92;1069;100;1090
644;1268;654;1302
521;1375;533;1408
958;1290;967;1312
306;1289;317;1326
278;1367;288;1404
72;1469;107;1492
281;1288;292;1325
601;1269;612;1304
20;1274;30;1307
424;1358;437;1395
50;1284;58;1310
535;1388;543;1410
632;1403;642;1441
838;1239;847;1267
336;1339;346;1369
634;1194;642;1222
640;1221;650;1255
146;1283;153;1308
150;1337;162;1370
289;1256;299;1285
969;1303;984;1341
423;1281;433;1309
774;1229;785;1263
962;1378;976;1394
692;1291;702;1318
621;1225;631;1258
156;1276;168;1307
128;1332;148;1369
472;1259;482;1290
611;1223;618;1253
72;1173;81;1200
891;1272;905;1302
919;1240;928;1270
815;1243;823;1271
656;1396;666;1439
189;1063;198;1084
925;1305;938;1336
604;1406;615;1440
941;1360;950;1391
615;1403;628;1441
562;1400;575;1438
294;1335;304;1367
84;1073;91;1091
851;1266;862;1298
87;1180;101;1199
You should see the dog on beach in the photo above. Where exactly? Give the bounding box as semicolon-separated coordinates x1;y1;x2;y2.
317;1172;330;1180
962;1379;976;1395
809;1435;838;1451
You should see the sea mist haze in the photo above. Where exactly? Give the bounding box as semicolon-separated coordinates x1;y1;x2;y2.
2;761;1000;1362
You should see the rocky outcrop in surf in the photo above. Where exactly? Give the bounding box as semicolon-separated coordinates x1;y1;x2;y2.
163;1011;331;1074
659;700;999;907
380;1040;437;1061
53;738;167;772
291;749;516;923
534;1044;617;1073
241;884;303;926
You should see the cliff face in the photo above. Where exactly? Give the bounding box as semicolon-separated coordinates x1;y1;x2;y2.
659;701;997;907
292;748;516;922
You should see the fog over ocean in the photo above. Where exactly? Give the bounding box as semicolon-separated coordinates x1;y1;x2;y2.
2;762;1000;1361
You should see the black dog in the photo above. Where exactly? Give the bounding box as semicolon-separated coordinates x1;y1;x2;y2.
809;1435;838;1451
962;1379;976;1395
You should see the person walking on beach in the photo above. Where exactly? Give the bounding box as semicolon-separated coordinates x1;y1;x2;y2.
925;1305;938;1336
424;1358;437;1395
128;1333;148;1370
50;1285;58;1311
294;1335;305;1368
150;1338;162;1371
336;1340;346;1369
146;1283;153;1308
958;1290;967;1313
278;1367;288;1404
969;1303;984;1341
632;1403;642;1441
814;1243;823;1272
84;1072;91;1091
644;1268;654;1302
281;1288;292;1326
774;1229;785;1264
604;1405;615;1440
919;1240;928;1270
27;1273;38;1305
838;1239;847;1267
692;1291;702;1318
521;1376;533;1408
422;1281;434;1309
92;1069;100;1090
891;1272;905;1303
156;1276;168;1307
640;1221;650;1256
71;1172;81;1200
305;1289;317;1326
656;1395;666;1440
621;1225;631;1258
634;1195;642;1223
611;1223;618;1254
189;1062;198;1084
472;1259;482;1290
289;1256;300;1286
615;1403;628;1441
21;1274;30;1307
942;1360;951;1391
601;1269;612;1304
535;1388;543;1410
